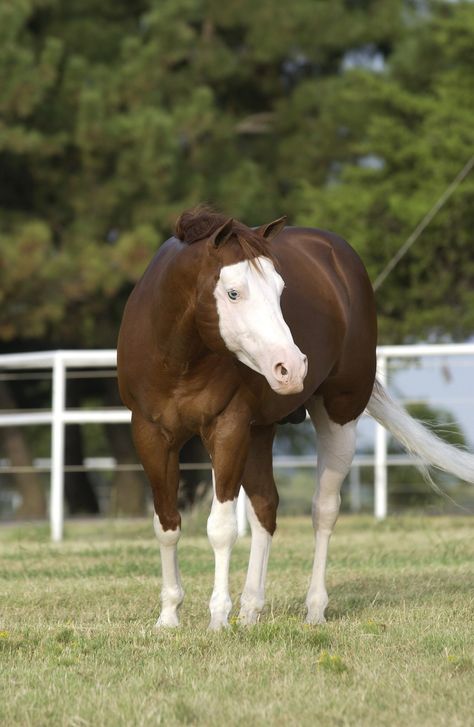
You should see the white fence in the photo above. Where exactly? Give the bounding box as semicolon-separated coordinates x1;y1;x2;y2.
0;344;473;541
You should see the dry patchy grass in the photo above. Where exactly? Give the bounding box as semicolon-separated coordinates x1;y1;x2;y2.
1;515;473;726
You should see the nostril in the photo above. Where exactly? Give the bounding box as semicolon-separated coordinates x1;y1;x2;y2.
274;363;289;381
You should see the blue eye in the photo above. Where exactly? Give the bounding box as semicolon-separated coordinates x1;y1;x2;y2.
227;289;239;301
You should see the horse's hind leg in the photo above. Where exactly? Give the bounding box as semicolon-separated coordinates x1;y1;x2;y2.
238;425;278;625
131;413;184;628
305;396;357;624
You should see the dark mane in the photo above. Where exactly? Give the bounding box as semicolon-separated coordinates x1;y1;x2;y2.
175;205;275;263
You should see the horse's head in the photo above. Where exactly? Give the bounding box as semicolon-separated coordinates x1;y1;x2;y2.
178;209;307;395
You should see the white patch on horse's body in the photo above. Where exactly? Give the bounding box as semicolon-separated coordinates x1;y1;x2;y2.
238;498;272;625
153;513;184;628
213;257;307;394
305;397;357;624
207;471;238;630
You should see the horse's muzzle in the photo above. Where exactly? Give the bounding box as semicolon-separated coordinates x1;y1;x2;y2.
269;351;308;395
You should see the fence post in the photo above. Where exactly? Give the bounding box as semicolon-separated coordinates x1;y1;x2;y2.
374;353;388;520
51;353;66;542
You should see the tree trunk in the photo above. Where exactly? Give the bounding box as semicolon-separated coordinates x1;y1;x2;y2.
63;378;100;515
103;379;146;515
105;422;146;516
0;381;46;519
65;423;100;514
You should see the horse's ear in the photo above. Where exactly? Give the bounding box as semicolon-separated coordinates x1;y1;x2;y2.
209;218;234;248
257;215;287;241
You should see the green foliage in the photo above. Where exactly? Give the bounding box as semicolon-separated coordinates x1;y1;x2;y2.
386;400;469;509
1;1;473;348
294;3;474;342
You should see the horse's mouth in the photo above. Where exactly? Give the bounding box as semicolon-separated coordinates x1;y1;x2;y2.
270;380;305;395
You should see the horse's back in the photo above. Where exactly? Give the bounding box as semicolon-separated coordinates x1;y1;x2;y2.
275;226;373;299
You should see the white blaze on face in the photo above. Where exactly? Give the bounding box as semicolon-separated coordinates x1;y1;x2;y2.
213;257;308;394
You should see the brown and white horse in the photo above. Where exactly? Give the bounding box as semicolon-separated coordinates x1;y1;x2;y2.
117;207;474;629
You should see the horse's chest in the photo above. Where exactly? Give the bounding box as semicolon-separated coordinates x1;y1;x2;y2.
175;381;233;429
149;368;237;435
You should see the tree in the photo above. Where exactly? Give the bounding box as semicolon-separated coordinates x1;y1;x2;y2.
292;2;474;342
1;0;473;516
2;1;472;349
387;401;469;510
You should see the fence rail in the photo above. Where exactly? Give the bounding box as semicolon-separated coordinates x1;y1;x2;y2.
1;344;474;541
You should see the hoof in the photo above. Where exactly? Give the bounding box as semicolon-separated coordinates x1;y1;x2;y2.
306;593;328;625
154;613;180;629
208;615;230;631
237;608;260;626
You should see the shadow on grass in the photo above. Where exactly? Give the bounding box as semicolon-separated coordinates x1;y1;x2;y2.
266;569;474;622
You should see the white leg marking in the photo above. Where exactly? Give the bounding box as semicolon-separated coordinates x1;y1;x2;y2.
238;498;272;625
207;472;238;630
153;513;184;628
305;398;356;624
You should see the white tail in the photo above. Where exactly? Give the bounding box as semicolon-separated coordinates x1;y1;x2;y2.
367;379;474;484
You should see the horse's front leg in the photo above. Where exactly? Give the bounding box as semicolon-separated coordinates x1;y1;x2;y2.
132;412;184;628
205;410;250;630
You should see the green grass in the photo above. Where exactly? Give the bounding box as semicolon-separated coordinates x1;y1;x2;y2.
1;515;474;726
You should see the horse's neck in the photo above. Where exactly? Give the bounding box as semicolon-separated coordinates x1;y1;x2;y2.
152;242;210;373
155;298;205;372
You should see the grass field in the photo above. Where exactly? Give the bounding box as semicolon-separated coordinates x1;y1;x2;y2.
1;515;474;727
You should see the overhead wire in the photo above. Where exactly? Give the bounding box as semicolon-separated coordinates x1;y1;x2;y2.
373;155;474;291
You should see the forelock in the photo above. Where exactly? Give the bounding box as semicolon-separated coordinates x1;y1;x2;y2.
175;206;228;244
174;205;276;267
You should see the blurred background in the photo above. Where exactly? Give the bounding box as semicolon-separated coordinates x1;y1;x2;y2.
0;0;473;523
